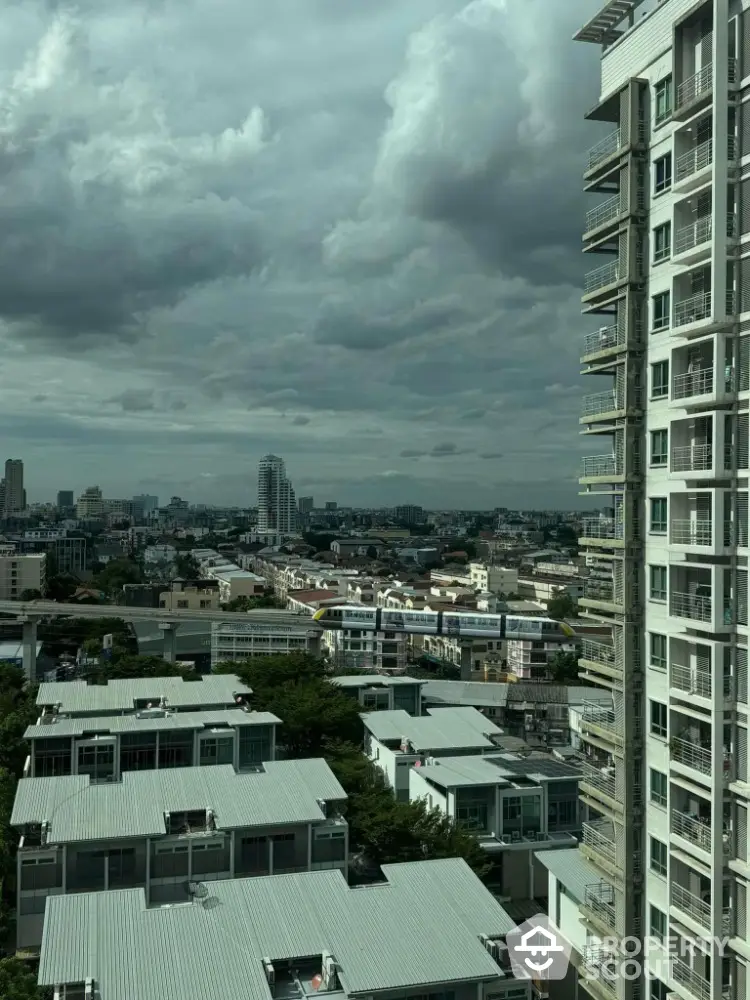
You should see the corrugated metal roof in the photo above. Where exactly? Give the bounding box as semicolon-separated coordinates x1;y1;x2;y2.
422;680;613;709
363;706;502;751
24;708;280;740
415;752;581;790
39;859;515;999
332;674;423;688
36;674;252;714
534;848;599;903
12;759;345;843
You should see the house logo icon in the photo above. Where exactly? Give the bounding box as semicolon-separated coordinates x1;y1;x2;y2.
506;915;572;981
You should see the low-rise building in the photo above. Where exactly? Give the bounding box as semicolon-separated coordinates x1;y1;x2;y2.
37;858;528;1000
23;707;279;779
332;675;423;715
159;580;221;611
211;618;322;668
12;757;347;949
193;549;268;603
0;545;46;599
362;706;503;801
469;563;519;595
505;637;578;681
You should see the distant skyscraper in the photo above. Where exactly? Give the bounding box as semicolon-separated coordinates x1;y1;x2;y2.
3;459;24;513
257;455;296;537
57;491;74;510
298;496;314;514
132;494;159;520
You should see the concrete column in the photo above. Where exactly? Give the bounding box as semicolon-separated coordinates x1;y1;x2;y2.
459;642;473;681
159;622;178;663
18;616;38;683
307;631;322;656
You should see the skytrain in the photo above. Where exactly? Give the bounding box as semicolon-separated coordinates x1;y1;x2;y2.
312;606;575;640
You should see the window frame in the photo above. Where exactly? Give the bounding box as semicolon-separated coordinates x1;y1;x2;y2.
650;428;668;467
649;633;667;671
652;291;671;332
650;700;668;739
650;768;668;807
649;904;667;942
654;76;673;126
649;565;667;602
651;360;669;398
654;153;673;194
653;222;672;263
650;836;668;877
649;497;668;534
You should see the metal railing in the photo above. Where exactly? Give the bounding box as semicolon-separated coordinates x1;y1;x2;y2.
727;212;738;238
723;444;749;472
581;702;620;742
583;882;617;929
580;518;624;541
672;810;713;852
671;736;712;775
579;759;617;801
674;215;712;255
673;290;711;328
585;195;621;233
581;390;620;418
584;260;619;295
670;663;712;698
669;519;713;546
582;822;618;866
676;63;713;109
587;129;621;171
672;368;713;400
728;134;737;160
581;455;618;478
670;590;712;622
583;578;616;602
675;139;712;182
671;444;713;473
580;638;616;666
671;956;711;1000
583;322;623;357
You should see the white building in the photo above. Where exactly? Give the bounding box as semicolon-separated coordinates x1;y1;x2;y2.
159;582;221;612
210;618;322;668
257;454;296;540
0;545;45;599
332;675;424;714
568;5;749;1000
469;563;520;595
193;548;267;603
75;485;104;518
505;637;578;681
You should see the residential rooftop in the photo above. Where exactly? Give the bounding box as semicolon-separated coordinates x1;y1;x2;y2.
12;759;345;843
36;674;253;715
535;847;600;901
410;752;581;790
363;706;502;751
38;859;515;1000
332;674;423;688
421;680;614;709
24;707;280;741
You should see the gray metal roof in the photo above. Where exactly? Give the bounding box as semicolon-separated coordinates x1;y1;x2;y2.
332;674;424;688
534;848;599;903
24;708;279;740
39;859;515;999
422;680;613;709
363;706;502;751
12;759;345;843
413;752;580;790
36;674;252;714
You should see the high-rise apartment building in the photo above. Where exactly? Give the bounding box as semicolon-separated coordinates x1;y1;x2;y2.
257;454;296;538
570;4;748;1000
298;495;314;513
56;491;74;510
2;459;24;513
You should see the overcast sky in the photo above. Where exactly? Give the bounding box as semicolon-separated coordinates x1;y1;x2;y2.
1;0;607;509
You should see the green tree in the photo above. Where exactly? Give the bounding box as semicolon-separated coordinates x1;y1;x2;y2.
19;589;42;602
174;553;200;579
547;591;578;621
302;532;336;552
549;651;580;684
45;573;80;602
94;558;143;596
84;655;191;683
223;593;278;612
0;957;53;999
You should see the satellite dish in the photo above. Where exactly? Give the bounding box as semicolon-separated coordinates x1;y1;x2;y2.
183;880;209;899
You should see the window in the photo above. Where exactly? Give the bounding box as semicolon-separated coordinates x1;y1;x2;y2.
649;633;667;670
652;291;671;331
650;837;668;877
655;76;673;125
650;905;667;942
650;768;667;807
651;360;669;398
650;700;668;738
655;153;672;193
651;980;668;1000
653;222;671;263
650;565;667;602
650;498;668;534
650;429;668;466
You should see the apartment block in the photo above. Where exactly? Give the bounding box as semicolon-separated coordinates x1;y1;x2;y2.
37;859;529;1000
571;4;750;1000
332;674;424;714
12;757;347;949
210;618;322;668
505;636;578;680
192;548;267;603
22;707;279;779
469;562;520;595
159;580;221;611
0;545;45;599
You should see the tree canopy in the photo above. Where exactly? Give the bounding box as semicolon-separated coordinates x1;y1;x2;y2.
222;593;279;612
93;558;143;596
0;957;52;999
547;591;578;621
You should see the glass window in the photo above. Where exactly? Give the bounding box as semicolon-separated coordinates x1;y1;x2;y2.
655;76;673;125
650;836;668;877
655;153;672;194
653;291;671;331
653;222;671;263
650;498;667;534
649;633;667;670
651;360;669;398
650;700;668;738
650;905;667;942
650;429;668;466
650;768;667;807
650;565;667;602
651;980;668;1000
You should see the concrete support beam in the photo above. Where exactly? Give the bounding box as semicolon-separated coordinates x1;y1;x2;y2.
17;616;39;684
158;622;178;664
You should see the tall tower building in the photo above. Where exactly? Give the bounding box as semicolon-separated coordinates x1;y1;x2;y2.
257;455;296;538
567;4;745;1000
3;459;24;513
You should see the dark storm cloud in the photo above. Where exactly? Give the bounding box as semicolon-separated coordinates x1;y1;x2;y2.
480;451;504;459
108;389;155;412
291;415;310;426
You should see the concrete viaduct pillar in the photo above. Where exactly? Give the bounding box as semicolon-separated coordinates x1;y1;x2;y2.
18;615;39;684
158;622;178;664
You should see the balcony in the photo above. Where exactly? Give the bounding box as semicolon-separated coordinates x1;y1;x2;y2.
669;519;712;546
670;590;712;623
672;368;713;401
675;64;712;113
581;702;622;746
673;291;711;328
581;455;619;479
672;810;713;853
582;322;624;360
584;260;619;297
674;215;712;257
580;518;623;542
585;195;621;235
586;129;621;172
582;881;617;932
671;956;711;1000
583;578;618;603
675;139;713;185
671;444;713;474
671;882;731;934
580;638;616;668
671;736;732;781
581;390;620;421
581;820;618;869
670;663;712;699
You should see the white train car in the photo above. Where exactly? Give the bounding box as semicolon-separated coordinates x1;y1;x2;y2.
312;606;574;641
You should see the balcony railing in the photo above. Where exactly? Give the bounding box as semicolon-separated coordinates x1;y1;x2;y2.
674;215;712;255
585;195;622;233
581;703;620;743
583;579;616;602
581;455;618;478
673;291;711;328
671;956;711;1000
580;638;616;667
672;810;713;852
676;64;713;109
672;368;713;400
670;663;712;698
583;322;624;357
675;139;713;182
671;736;714;776
587;129;621;171
671;444;713;473
583;882;617;930
581;390;620;419
671;883;731;934
582;822;617;864
723;444;749;473
584;260;619;295
723;517;749;546
670;590;712;623
669;519;712;546
579;759;617;801
580;518;624;541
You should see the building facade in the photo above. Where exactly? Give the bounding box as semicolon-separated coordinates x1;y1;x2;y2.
2;458;24;513
0;545;45;599
257;454;296;539
210;620;321;668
